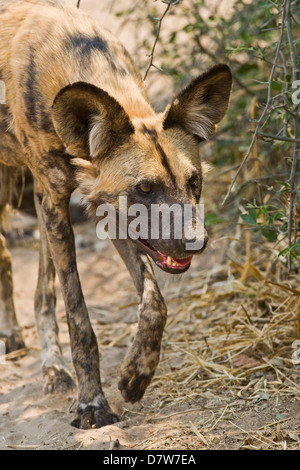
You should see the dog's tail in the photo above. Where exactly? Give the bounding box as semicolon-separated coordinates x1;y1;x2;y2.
0;163;20;230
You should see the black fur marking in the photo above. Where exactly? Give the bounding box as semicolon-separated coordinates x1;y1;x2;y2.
155;142;176;185
67;34;108;57
142;125;158;139
21;131;29;147
23;49;53;132
24;48;38;126
65;33;127;76
140;126;176;184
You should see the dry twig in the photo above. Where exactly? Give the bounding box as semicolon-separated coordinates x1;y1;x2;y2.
144;0;182;81
222;0;289;205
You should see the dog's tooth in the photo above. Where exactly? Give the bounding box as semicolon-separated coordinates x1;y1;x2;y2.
167;256;172;266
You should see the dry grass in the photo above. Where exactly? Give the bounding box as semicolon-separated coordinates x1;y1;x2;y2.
146;227;300;449
95;214;300;450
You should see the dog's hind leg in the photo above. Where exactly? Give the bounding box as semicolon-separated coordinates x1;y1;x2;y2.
34;182;75;393
112;239;167;403
0;165;25;352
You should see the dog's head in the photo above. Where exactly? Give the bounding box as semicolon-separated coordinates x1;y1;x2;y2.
52;64;232;274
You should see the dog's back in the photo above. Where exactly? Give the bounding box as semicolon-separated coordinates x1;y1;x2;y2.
0;0;152;161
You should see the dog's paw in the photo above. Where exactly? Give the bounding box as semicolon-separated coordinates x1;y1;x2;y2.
0;328;25;353
118;349;160;403
43;361;75;394
70;396;119;429
118;369;153;403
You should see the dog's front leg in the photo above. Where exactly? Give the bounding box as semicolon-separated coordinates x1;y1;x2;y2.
112;239;167;403
36;187;118;428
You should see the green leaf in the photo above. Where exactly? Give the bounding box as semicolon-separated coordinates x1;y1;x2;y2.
205;213;224;225
236;63;258;75
278;242;300;258
241;208;257;225
278;248;288;257
169;31;177;43
284;142;292;151
273;211;285;221
290;243;300;253
262;228;277;242
257;205;268;217
276;180;290;188
271;81;282;91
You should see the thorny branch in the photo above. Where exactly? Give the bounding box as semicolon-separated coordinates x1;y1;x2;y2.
252;131;300;145
222;0;289;205
143;0;182;81
222;0;299;270
286;0;299;269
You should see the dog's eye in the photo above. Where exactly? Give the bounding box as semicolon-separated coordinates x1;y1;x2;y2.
189;175;198;188
138;182;152;194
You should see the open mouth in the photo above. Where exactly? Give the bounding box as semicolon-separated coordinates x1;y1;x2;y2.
135;238;193;274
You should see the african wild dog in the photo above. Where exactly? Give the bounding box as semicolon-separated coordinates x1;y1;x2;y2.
0;0;232;428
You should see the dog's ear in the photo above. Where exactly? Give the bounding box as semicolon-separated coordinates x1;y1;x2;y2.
163;64;232;141
52;82;134;159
